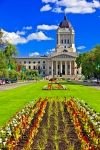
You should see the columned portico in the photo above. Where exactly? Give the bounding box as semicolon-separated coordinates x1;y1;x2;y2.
51;60;77;77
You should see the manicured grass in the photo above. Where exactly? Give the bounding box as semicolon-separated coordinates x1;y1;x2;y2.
0;81;100;127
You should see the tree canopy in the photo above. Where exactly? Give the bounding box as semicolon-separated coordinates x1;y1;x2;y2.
76;45;100;80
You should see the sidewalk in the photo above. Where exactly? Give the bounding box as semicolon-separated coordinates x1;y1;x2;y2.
0;81;36;91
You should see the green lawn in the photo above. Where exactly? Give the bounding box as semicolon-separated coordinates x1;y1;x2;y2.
0;81;100;127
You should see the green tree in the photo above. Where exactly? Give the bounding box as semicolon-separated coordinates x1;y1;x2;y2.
0;51;6;70
92;45;100;81
76;45;100;81
8;70;18;80
4;43;17;71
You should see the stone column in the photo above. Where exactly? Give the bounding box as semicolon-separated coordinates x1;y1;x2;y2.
69;61;72;75
74;61;77;75
56;61;58;76
51;61;53;77
60;61;62;74
65;61;67;75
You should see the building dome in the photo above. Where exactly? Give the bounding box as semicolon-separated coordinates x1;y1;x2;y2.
59;16;71;28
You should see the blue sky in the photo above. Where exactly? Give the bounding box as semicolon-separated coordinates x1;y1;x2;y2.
0;0;100;57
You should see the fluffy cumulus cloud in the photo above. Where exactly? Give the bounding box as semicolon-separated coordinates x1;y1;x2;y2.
77;45;86;50
37;24;58;30
1;29;27;45
29;52;40;57
27;31;53;41
1;29;52;45
41;0;100;14
40;4;52;11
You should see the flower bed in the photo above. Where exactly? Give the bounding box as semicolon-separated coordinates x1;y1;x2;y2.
42;83;67;90
0;98;47;149
0;98;99;149
65;98;100;150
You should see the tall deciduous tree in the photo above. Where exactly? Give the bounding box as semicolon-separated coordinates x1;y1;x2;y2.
76;45;100;81
4;43;17;70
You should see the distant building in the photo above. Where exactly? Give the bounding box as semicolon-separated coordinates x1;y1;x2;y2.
16;16;81;79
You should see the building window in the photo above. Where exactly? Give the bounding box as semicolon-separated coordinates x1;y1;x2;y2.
29;61;31;64
64;39;66;44
33;66;35;69
38;61;40;64
43;61;45;63
61;39;63;44
68;65;70;69
24;61;26;64
43;66;45;69
67;39;69;44
58;65;59;69
43;71;45;75
29;66;31;69
33;61;35;64
49;66;51;69
49;71;51;75
38;66;40;70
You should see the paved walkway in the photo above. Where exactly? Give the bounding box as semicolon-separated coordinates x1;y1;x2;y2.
74;81;100;90
0;81;35;91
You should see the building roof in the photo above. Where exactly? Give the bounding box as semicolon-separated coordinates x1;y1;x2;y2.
59;16;71;28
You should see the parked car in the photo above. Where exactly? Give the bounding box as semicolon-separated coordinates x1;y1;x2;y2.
0;78;17;85
0;79;5;85
5;78;17;83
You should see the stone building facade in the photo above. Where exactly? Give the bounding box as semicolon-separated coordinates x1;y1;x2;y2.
16;16;81;79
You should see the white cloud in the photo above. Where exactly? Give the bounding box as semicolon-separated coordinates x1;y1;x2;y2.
16;31;26;35
23;26;32;30
64;6;96;14
37;24;58;30
50;48;55;52
40;4;52;11
46;48;55;55
27;31;53;41
41;0;100;14
1;29;52;45
1;29;27;45
77;45;86;50
46;51;50;55
42;0;57;3
29;52;40;57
